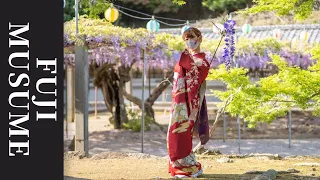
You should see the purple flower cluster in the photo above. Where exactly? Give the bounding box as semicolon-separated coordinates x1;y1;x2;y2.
64;34;73;46
218;50;315;70
87;35;105;43
63;31;316;74
223;20;236;70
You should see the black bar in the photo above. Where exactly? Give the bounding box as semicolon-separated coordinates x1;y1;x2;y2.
0;0;64;179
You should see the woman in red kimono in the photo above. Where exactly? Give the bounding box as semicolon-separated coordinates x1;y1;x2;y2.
167;27;210;178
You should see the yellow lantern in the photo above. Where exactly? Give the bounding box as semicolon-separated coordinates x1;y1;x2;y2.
104;4;119;23
300;30;309;42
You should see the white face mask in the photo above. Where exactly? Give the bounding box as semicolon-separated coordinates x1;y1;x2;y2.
186;37;200;50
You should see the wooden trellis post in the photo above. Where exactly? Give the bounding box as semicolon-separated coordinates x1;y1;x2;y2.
67;65;75;122
288;109;292;148
74;45;89;157
141;48;146;153
237;116;241;154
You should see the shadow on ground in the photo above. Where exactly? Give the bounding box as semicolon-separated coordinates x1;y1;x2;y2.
64;176;89;180
200;173;319;180
155;174;320;180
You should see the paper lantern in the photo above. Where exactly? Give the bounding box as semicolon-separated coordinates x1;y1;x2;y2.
104;4;119;23
300;30;310;42
146;17;160;32
212;23;224;35
181;21;190;35
242;24;252;34
273;29;283;39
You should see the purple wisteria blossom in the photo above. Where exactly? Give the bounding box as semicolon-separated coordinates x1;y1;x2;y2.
64;31;316;74
223;20;236;70
64;34;73;46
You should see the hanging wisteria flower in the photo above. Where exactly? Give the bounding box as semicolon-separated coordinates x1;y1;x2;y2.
223;19;236;70
64;34;73;46
63;18;315;73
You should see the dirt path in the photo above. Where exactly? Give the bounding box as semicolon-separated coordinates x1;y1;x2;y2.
64;112;320;179
64;153;320;180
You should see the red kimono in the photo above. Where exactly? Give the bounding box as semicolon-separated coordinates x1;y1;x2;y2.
167;50;210;177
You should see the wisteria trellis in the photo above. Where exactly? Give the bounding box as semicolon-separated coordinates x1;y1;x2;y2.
63;18;316;71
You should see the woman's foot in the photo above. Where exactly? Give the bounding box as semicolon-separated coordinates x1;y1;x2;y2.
174;174;188;178
174;169;203;178
191;168;203;178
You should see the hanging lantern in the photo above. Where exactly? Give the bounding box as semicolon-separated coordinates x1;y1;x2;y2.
300;30;309;42
273;29;283;39
146;16;160;32
104;4;119;23
181;21;190;35
212;23;224;35
242;24;252;34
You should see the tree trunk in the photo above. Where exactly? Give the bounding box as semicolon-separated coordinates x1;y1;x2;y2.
100;80;113;116
117;64;133;124
113;78;121;129
123;70;174;119
91;60;136;128
118;79;128;124
91;63;123;129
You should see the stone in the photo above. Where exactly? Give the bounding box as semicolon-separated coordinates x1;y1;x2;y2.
248;153;282;160
253;169;278;180
294;163;320;167
203;149;222;155
245;170;264;174
287;168;300;173
226;154;246;159
216;157;234;163
64;151;86;159
284;155;297;159
90;151;128;160
285;155;320;160
128;152;159;159
256;156;272;160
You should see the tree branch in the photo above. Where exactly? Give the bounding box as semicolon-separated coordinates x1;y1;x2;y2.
123;89;142;108
193;86;242;152
308;91;320;99
146;70;174;106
